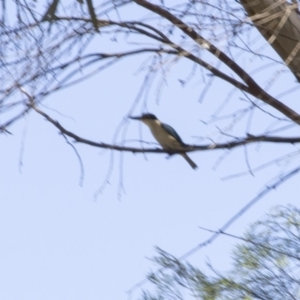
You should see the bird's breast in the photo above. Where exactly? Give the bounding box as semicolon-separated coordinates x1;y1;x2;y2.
149;124;182;150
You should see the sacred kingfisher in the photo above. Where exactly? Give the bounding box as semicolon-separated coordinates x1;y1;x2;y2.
130;113;198;169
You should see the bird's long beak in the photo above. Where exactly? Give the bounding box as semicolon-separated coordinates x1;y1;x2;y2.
129;115;142;120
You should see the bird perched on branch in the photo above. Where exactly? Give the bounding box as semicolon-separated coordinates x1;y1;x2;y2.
130;113;197;170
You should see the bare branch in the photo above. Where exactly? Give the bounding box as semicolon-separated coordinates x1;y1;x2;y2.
31;104;300;152
134;0;300;125
128;165;300;295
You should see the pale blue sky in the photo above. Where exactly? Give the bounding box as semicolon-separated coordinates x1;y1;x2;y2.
1;1;300;300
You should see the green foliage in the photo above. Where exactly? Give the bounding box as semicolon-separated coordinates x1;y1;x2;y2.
140;205;300;300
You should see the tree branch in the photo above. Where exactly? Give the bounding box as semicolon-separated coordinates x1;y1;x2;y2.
134;0;300;125
28;104;300;153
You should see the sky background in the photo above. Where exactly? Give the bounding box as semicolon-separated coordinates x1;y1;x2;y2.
1;1;300;300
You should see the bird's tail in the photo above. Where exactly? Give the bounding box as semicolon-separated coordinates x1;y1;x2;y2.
181;153;198;170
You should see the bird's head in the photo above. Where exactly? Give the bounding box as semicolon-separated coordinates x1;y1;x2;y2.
129;113;158;121
129;113;159;126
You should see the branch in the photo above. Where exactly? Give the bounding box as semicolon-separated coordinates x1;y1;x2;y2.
134;0;300;125
49;16;260;98
28;104;300;152
127;165;300;295
17;88;300;152
198;226;300;260
86;0;99;32
41;0;59;21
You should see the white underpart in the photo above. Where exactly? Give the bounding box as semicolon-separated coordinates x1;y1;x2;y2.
142;119;184;150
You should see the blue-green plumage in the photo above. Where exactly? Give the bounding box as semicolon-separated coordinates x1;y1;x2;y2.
160;123;185;145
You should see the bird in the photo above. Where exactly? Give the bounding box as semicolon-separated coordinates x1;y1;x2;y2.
130;113;197;169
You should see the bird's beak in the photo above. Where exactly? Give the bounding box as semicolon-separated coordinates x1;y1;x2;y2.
129;115;142;120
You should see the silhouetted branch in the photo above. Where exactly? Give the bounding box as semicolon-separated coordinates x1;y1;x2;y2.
134;0;300;125
30;103;300;152
127;165;300;296
198;226;300;260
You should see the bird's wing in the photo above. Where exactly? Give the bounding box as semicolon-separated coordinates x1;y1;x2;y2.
161;122;185;145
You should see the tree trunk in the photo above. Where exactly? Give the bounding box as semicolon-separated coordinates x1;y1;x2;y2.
240;0;300;82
